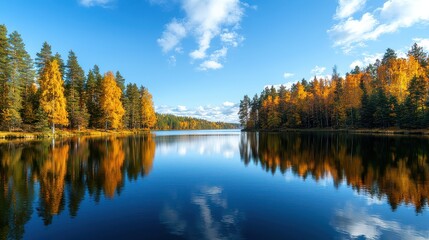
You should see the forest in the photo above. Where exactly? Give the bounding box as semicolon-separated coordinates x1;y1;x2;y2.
239;44;429;130
0;24;157;134
156;113;239;130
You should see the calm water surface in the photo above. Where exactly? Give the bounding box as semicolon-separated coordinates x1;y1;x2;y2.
1;130;429;239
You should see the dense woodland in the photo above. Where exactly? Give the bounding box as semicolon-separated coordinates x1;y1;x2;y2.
156;113;239;130
239;44;429;130
0;24;157;133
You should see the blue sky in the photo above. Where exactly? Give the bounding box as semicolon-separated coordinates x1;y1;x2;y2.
1;0;429;122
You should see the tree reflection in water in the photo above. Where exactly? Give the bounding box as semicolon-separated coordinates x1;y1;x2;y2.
239;132;429;212
0;134;156;238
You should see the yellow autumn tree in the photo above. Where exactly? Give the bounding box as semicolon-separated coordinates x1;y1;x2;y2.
100;71;125;129
140;87;156;129
39;59;69;134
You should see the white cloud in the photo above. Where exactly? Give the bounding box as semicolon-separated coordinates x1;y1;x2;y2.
223;101;235;107
349;52;383;69
413;38;429;52
177;105;188;112
157;0;249;70
329;0;429;53
79;0;112;7
158;19;187;53
311;66;326;76
335;0;367;19
199;60;223;70
156;102;239;123
283;72;294;79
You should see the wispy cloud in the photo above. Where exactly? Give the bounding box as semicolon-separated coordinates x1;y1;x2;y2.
335;0;367;19
311;65;326;76
78;0;113;7
157;0;252;70
156;102;239;123
283;72;294;79
349;52;383;69
329;0;429;53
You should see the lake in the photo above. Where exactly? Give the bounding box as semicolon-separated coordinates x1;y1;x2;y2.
1;130;429;240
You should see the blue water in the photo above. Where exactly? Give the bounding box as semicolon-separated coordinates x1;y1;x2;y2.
0;131;428;239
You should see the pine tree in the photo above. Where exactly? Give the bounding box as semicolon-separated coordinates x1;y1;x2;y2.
0;25;12;129
125;83;141;129
100;71;125;129
35;42;52;75
6;31;36;130
86;65;103;128
238;95;250;128
39;59;69;134
140;87;156;129
65;50;88;130
408;43;427;67
53;52;65;80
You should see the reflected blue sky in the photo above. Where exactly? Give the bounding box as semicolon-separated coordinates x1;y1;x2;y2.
0;131;425;239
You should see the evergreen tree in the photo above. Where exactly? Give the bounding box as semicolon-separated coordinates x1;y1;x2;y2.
140;87;156;129
238;95;250;128
39;59;69;134
249;94;259;129
115;71;125;93
100;71;125;129
35;42;52;75
86;65;103;128
402;76;428;128
408;43;427;67
124;83;141;129
53;52;65;80
6;31;36;129
115;71;126;126
0;25;11;129
382;48;397;65
65;50;88;130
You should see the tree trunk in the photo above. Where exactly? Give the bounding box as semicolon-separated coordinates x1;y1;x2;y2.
52;123;55;135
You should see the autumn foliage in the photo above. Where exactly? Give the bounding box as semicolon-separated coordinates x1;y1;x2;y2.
0;24;157;132
100;72;125;129
240;45;429;130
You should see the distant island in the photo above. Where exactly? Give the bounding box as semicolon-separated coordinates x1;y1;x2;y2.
239;45;429;131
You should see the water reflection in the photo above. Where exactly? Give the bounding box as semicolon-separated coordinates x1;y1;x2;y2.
156;134;238;158
160;186;243;240
239;132;429;212
0;135;155;239
332;204;429;239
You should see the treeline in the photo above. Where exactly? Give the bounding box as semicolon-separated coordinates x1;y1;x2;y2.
239;44;429;130
0;24;156;133
156;113;239;130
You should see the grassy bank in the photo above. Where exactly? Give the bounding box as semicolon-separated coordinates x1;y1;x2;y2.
0;129;150;140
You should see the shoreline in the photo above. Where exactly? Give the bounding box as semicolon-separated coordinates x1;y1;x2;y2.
242;128;429;135
0;129;151;140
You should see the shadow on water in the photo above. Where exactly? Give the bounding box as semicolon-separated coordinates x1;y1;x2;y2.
0;134;155;239
239;132;429;213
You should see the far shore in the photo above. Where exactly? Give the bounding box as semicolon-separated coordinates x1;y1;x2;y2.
242;128;429;136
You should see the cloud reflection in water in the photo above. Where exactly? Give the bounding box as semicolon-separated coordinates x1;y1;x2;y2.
160;186;243;240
